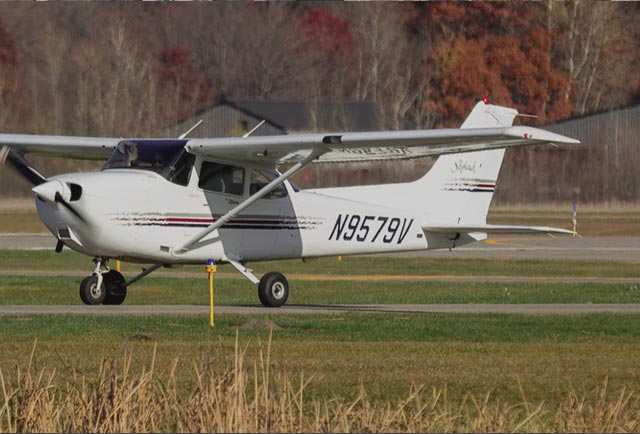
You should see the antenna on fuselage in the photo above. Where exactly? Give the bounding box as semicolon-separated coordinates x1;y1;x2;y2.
179;119;204;139
242;120;266;138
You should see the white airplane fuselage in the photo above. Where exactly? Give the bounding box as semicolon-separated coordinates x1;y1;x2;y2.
11;100;579;307
36;166;453;265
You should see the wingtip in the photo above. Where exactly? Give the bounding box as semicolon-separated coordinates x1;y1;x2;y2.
506;126;580;145
554;136;580;145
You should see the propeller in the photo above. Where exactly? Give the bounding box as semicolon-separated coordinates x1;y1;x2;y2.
54;191;87;223
4;148;47;186
32;180;87;223
2;148;87;223
3;147;85;250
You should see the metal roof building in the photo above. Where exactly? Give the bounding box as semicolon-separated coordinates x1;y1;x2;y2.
167;98;381;138
496;104;640;203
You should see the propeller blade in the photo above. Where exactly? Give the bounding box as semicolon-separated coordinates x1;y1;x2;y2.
54;192;87;223
5;149;46;186
32;180;86;223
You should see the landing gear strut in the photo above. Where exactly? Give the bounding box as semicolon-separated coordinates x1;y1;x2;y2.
79;258;127;305
227;260;290;308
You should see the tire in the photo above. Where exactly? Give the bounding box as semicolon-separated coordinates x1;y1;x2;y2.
102;270;127;305
79;275;106;305
258;272;289;307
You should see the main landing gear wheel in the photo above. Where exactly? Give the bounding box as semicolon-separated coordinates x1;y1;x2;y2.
102;270;127;305
258;272;289;307
79;275;106;305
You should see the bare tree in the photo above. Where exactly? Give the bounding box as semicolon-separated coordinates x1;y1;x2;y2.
552;1;637;114
341;5;437;130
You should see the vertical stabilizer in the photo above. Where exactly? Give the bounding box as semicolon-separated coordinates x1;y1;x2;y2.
416;101;518;225
459;100;518;128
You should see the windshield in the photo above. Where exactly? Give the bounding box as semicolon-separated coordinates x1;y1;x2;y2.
103;140;194;185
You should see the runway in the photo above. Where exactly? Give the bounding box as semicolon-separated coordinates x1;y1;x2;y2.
2;233;640;262
2;303;640;316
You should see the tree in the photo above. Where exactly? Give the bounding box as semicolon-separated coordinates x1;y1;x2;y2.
0;17;20;129
423;2;571;126
159;45;212;122
0;4;638;202
550;1;640;115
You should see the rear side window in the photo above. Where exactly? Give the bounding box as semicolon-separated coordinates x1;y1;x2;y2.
198;162;245;196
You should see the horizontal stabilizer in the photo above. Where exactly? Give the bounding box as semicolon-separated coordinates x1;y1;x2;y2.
423;224;575;235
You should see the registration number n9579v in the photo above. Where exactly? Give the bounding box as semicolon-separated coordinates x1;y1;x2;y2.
328;214;414;244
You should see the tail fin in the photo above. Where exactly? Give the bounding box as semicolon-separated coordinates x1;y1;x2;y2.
416;101;518;226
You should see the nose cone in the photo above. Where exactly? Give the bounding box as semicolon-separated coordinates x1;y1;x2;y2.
32;179;71;203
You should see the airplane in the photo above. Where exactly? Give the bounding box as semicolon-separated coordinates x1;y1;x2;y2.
0;100;579;307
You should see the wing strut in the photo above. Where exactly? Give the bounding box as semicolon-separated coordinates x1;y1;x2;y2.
171;148;326;256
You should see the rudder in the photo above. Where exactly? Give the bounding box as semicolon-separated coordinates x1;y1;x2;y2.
416;101;518;225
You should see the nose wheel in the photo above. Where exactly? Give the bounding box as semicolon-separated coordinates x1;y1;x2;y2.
79;258;127;305
79;274;106;305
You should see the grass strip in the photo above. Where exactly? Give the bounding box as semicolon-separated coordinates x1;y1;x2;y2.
1;313;640;406
2;249;640;278
1;274;639;305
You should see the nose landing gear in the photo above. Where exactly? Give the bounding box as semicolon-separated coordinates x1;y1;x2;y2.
79;274;105;305
79;257;127;305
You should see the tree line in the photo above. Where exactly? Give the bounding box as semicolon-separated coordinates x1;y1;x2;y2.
0;2;638;201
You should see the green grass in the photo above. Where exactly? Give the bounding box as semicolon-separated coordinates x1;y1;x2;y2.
2;249;640;278
2;249;640;407
1;249;639;305
1;274;640;305
2;313;640;404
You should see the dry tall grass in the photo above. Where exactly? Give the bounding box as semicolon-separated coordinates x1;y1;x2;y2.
1;335;639;433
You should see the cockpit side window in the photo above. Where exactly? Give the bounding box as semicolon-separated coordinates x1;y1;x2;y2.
249;169;288;198
199;162;245;196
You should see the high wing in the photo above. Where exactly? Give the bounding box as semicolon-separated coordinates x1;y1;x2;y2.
0;134;120;159
0;125;579;167
185;125;579;166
